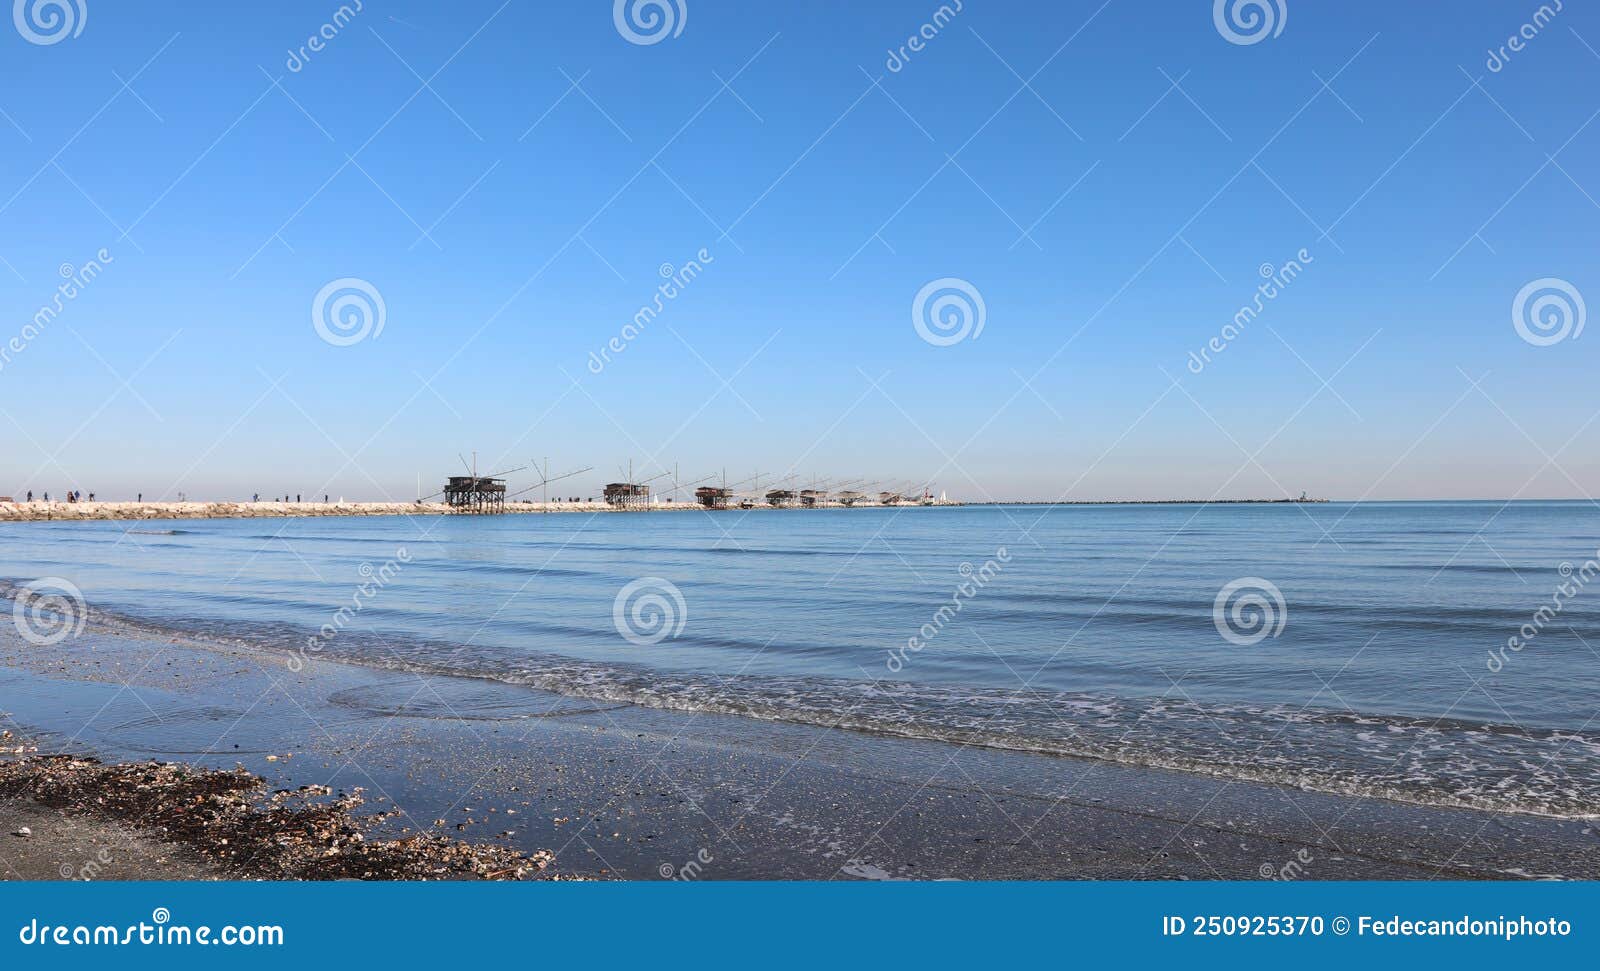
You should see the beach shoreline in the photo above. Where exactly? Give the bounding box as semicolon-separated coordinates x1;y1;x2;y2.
0;749;562;881
3;618;1594;881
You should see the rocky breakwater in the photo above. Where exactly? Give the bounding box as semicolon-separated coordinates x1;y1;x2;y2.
0;501;451;523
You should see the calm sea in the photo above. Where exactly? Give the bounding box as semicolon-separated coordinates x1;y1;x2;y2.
5;501;1599;818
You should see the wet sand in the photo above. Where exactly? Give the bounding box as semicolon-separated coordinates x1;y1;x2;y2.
2;623;1596;880
1;798;220;880
1;752;561;881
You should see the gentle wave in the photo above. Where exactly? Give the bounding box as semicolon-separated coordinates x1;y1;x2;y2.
14;584;1596;823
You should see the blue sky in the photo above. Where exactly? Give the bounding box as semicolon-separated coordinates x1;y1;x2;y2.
0;0;1596;501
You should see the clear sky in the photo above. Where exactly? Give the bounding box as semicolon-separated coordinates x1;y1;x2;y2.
0;1;1596;502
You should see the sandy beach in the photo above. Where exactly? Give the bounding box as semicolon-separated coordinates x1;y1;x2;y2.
1;747;561;881
3;615;1595;881
1;795;220;881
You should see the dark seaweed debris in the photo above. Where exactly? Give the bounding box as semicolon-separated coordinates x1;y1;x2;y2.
0;754;566;880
